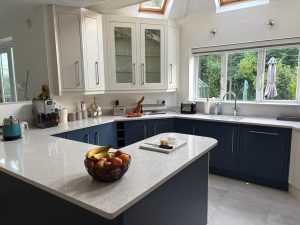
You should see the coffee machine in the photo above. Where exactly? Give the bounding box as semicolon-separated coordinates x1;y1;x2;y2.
32;99;58;128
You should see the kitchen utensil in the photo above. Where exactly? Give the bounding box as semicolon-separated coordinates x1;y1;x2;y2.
82;110;88;119
3;116;22;141
76;111;82;120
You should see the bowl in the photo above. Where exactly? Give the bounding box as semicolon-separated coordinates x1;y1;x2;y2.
84;152;131;182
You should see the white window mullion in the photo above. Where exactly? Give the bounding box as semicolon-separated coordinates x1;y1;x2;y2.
220;53;228;99
256;49;265;102
296;48;300;104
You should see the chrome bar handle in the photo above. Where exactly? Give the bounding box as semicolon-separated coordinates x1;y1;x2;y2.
169;64;173;84
132;63;136;85
143;125;147;139
75;61;80;86
95;62;99;85
231;130;235;154
85;134;90;144
141;63;145;85
249;131;279;136
94;132;99;145
192;125;196;135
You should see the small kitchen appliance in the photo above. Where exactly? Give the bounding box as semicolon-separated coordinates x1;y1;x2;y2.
141;104;167;115
181;102;196;114
32;99;58;128
2;116;22;141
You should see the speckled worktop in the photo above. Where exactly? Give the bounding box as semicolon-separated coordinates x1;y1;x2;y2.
29;112;300;137
0;112;299;220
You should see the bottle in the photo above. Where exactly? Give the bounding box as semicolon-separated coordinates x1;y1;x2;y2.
204;97;211;115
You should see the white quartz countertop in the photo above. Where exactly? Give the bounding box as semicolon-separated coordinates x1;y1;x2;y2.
29;112;300;137
0;132;217;220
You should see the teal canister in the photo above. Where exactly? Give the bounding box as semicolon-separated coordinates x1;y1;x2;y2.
3;116;22;141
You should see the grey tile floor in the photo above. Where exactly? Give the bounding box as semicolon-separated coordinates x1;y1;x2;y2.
208;175;300;225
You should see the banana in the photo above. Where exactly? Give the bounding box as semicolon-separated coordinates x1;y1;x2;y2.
85;145;112;159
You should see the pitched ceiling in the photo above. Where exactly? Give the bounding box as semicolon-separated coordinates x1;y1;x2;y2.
0;0;147;18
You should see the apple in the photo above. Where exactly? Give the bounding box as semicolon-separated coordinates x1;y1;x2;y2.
94;158;107;169
118;153;130;164
114;150;125;157
109;157;122;167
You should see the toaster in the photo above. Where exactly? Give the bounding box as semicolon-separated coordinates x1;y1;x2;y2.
181;102;197;114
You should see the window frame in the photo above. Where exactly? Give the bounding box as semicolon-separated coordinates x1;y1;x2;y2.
139;0;169;14
193;44;300;104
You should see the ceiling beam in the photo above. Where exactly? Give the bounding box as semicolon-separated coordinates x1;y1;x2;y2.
88;0;149;13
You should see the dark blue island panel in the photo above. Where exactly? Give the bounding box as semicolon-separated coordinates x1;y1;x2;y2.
0;153;210;225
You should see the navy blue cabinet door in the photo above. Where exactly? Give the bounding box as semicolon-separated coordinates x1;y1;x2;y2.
67;128;90;143
175;119;196;135
89;123;113;146
239;125;291;185
147;119;175;137
124;120;148;146
196;121;238;175
52;132;67;139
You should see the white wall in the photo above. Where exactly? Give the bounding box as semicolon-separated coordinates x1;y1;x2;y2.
177;0;300;117
0;6;49;102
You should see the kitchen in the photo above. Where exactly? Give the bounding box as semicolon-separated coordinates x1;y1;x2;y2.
0;0;300;225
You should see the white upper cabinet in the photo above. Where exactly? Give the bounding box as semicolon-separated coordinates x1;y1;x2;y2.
81;10;105;91
140;24;165;89
53;6;105;94
167;22;179;90
107;17;169;91
109;22;138;90
56;8;84;91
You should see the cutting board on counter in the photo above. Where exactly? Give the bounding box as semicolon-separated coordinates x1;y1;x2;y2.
139;138;187;154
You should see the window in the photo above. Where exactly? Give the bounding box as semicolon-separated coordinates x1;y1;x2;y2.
0;46;16;103
227;50;258;101
196;54;221;99
220;0;248;6
264;47;299;101
193;43;300;104
139;0;168;14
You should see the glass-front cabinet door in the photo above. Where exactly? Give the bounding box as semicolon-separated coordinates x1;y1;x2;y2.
109;22;137;89
140;24;165;89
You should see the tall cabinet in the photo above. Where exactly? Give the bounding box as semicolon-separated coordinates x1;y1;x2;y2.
52;6;105;94
108;17;171;91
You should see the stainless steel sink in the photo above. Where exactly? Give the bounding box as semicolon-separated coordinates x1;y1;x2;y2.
208;115;244;121
277;116;300;122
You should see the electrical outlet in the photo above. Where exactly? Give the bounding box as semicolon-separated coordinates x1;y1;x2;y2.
157;99;166;105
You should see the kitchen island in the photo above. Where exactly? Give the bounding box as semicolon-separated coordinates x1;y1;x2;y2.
0;132;217;225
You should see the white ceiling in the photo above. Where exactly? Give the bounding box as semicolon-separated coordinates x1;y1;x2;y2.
0;0;148;18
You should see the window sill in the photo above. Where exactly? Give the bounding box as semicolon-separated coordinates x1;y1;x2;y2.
194;99;300;107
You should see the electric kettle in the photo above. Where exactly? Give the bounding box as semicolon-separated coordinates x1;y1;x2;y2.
3;116;22;141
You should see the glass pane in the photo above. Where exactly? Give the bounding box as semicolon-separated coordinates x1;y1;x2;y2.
264;47;299;101
227;51;258;101
0;53;12;102
197;55;221;99
145;29;161;84
114;27;133;83
141;0;165;9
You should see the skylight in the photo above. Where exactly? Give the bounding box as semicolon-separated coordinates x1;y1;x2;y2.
215;0;269;13
139;0;168;14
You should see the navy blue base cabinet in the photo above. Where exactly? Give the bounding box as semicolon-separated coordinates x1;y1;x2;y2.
52;123;114;147
175;119;196;135
238;125;291;190
124;119;174;146
147;119;175;137
124;120;148;146
67;128;90;143
89;123;113;146
196;121;238;177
